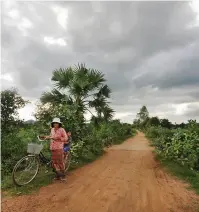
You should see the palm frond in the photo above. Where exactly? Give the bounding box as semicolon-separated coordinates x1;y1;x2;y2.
40;89;70;105
52;67;74;89
74;63;89;77
88;96;107;108
69;64;91;96
90;115;102;126
73;64;105;96
101;106;115;121
95;85;111;98
88;69;105;89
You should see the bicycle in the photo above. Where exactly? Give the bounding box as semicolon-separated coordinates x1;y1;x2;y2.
12;136;71;186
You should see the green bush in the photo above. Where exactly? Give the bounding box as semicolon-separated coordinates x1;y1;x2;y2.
145;121;199;171
165;129;199;170
1;127;36;176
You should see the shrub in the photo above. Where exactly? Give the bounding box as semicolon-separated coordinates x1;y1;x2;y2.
145;121;199;171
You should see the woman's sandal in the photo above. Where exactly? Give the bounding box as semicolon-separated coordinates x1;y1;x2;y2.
53;176;60;180
60;177;67;182
53;173;60;180
60;173;67;182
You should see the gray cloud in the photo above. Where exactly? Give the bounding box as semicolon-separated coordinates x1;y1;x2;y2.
184;103;199;119
1;1;199;123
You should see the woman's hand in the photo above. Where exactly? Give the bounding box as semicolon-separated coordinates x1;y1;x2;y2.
53;136;61;141
39;136;48;140
44;136;52;140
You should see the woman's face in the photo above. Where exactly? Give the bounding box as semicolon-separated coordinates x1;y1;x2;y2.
53;122;59;128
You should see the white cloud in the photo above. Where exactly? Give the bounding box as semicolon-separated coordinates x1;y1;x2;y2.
17;17;33;36
18;102;36;120
0;73;13;82
8;9;19;19
171;103;189;115
190;0;199;21
19;17;32;29
51;6;68;30
44;36;67;46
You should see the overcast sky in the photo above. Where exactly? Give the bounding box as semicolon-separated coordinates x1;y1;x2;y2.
1;1;199;123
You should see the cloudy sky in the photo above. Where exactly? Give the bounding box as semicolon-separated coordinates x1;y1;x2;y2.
1;1;199;123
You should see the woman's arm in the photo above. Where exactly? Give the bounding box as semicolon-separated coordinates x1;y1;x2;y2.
45;129;55;140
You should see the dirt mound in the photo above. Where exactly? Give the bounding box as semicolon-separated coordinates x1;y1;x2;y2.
2;133;199;212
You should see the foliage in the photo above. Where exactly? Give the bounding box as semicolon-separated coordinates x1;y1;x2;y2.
1;127;38;176
1;88;29;132
136;105;149;122
160;118;172;129
145;121;199;171
35;104;85;141
133;105;149;129
146;116;160;127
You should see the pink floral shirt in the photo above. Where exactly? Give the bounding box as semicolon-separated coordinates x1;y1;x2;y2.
50;128;68;150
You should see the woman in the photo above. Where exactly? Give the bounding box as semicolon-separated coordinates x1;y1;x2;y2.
45;118;68;181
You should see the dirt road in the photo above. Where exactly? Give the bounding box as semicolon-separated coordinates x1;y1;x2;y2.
2;133;199;212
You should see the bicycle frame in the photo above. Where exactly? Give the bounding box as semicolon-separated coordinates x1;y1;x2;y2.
39;152;51;165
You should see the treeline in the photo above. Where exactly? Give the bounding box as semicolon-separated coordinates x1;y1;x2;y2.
1;64;136;179
133;105;198;130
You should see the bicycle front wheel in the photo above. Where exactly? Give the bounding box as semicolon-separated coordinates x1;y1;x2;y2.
12;155;40;186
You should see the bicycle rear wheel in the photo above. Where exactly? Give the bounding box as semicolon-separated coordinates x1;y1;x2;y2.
12;155;40;186
64;152;71;173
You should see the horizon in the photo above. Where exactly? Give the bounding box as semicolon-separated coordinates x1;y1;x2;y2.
18;100;193;124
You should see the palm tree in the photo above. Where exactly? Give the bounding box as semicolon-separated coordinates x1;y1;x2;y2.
40;63;114;123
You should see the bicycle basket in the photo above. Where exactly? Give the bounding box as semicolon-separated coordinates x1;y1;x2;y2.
27;143;43;154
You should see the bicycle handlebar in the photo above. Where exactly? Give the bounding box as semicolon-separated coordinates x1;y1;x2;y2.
37;136;46;142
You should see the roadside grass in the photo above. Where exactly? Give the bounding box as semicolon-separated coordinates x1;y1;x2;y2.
154;153;199;195
2;167;54;197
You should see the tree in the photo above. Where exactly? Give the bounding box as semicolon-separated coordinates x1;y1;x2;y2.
1;88;28;132
147;116;160;127
38;64;114;123
160;118;172;129
133;106;149;129
136;105;149;124
136;105;149;122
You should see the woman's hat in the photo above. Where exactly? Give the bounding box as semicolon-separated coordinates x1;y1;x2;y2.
51;117;62;124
